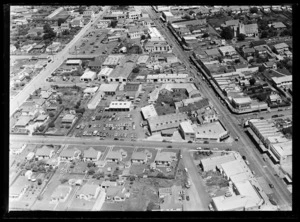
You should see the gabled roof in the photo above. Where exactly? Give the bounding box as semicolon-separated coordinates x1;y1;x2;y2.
106;150;123;160
131;152;147;160
60;148;78;158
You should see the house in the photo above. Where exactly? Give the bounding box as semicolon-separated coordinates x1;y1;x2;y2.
61;114;76;124
46;42;61;53
273;43;289;54
76;183;101;201
254;45;268;55
131;152;148;164
268;93;282;104
128;27;144;39
35;146;55;160
9;176;29;201
263;61;277;70
101;181;117;189
35;114;48;122
238;23;258;37
59;148;81;162
106;150;123;163
10;143;26;155
271;22;286;30
106;186;126;201
60;22;70;31
83;147;101;162
71;17;84;27
155;152;177;166
218;46;237;57
40;91;52;99
242;48;255;57
14;116;32;128
51;185;72;203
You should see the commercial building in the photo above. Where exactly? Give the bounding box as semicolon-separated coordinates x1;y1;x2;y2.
102;55;125;68
128;27;145;39
141;105;158;120
66;59;82;66
107;101;132;112
108;62;135;82
147;74;190;83
99;83;119;95
106;150;123;163
137;55;149;66
98;67;114;80
160;83;199;98
179;121;195;141
14;116;32;128
83;86;99;95
218;46;237;57
144;41;171;53
194;120;229;142
200;153;236;172
268;141;292;164
231;97;252;109
61;114;76;124
148;27;165;41
80;70;97;82
87;90;105;110
147;113;189;134
271;75;292;87
51;185;72;203
161;11;174;23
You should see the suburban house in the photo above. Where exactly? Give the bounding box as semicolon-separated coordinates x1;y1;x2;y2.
35;146;55;160
106;186;126;202
51;185;72;203
131;152;148;164
273;43;289;54
9;176;29;201
59;148;81;162
83;147;101;162
60;22;70;31
101;181;118;189
155;152;177;166
76;183;101;201
105;150;124;163
263;61;277;70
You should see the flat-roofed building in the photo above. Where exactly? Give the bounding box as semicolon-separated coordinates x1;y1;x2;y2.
162;11;174;23
218;45;237;56
62;114;76;124
99;83;119;95
271;75;292;87
193;120;229;142
147;73;190;83
269;140;292;164
200;153;236;172
87;90;105;110
148;113;189;134
84;86;99;95
179;121;195;141
80;70;97;82
144;40;171;53
148;27;165;41
219;159;250;180
108;101;131;112
137;55;149;66
66;59;82;66
141;105;158;120
102;55;125;68
155;151;177;166
15;116;32;128
231;97;252;109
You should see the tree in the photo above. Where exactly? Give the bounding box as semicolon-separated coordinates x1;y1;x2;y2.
237;33;246;41
57;18;65;26
141;35;146;40
259;65;266;72
132;67;139;73
147;201;155;211
87;162;95;168
220;27;234;40
37;178;42;185
250;7;258;14
49;112;55;118
249;78;256;85
189;10;195;15
87;168;95;175
110;20;118;28
14;42;20;49
202;33;209;38
182;14;191;20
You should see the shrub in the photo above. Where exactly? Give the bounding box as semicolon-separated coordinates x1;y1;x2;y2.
48;122;55;128
49;112;55;118
60;178;68;184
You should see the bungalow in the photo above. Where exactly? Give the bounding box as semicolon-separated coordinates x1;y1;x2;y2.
274;43;289;54
46;42;61;53
254;45;268;55
35;146;55;160
242;47;255;57
263;61;277;70
106;186;126;202
51;185;72;203
106;150;123;163
61;114;76;124
155;152;177;166
83;147;101;162
101;181;117;189
14;116;32;128
131;152;148;164
61;22;70;31
59;148;81;162
271;22;286;30
76;183;101;201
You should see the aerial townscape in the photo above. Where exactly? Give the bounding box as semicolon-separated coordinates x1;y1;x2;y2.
9;5;292;212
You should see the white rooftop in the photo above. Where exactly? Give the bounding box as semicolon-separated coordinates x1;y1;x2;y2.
141;105;158;119
99;83;119;92
180;121;195;134
98;67;114;77
109;101;131;109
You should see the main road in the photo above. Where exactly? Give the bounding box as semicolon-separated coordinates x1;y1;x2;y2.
142;6;292;210
9;6;110;117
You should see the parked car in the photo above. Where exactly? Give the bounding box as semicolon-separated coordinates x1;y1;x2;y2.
204;141;209;144
269;183;274;188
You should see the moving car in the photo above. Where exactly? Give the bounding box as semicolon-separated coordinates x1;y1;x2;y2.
196;147;202;150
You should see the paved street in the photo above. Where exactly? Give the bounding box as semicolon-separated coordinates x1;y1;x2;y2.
142;6;292;210
10;6;110;117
